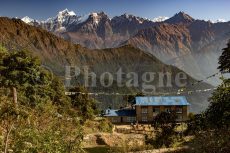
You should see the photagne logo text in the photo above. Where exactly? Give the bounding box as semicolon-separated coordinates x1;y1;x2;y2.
65;66;188;94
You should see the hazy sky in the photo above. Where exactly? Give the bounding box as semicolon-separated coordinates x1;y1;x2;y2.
0;0;229;21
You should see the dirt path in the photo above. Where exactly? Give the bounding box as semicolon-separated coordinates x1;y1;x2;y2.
83;132;145;148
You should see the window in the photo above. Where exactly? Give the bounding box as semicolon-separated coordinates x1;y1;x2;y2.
112;118;118;123
165;107;171;112
153;107;160;116
176;115;183;120
176;107;183;113
141;107;148;114
127;117;136;122
153;107;160;113
142;116;148;122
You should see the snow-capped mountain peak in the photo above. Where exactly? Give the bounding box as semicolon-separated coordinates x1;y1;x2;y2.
78;14;90;23
123;13;133;19
114;13;147;24
122;13;135;20
21;16;34;23
57;8;76;17
56;9;77;23
206;18;227;23
91;12;98;17
42;17;53;23
87;12;109;25
91;12;100;24
152;16;169;22
43;9;81;32
215;19;226;23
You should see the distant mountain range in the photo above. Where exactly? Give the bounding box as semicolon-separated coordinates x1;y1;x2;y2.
0;17;213;112
21;9;230;85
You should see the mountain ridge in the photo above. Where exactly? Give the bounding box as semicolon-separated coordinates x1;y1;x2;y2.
17;10;230;85
126;19;230;85
0;17;213;112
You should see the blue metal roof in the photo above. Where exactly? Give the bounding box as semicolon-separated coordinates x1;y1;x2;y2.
135;96;190;106
104;109;136;117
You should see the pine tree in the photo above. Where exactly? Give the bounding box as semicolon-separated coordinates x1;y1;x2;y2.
69;86;98;121
218;40;230;73
205;41;230;128
206;80;230;128
0;50;41;110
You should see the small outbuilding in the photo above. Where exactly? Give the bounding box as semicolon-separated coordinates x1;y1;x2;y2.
104;109;136;123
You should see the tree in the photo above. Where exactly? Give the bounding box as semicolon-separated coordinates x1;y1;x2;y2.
205;40;230;129
0;93;84;153
0;48;84;152
68;86;98;121
0;50;41;110
183;41;230;152
150;112;177;148
218;40;230;73
153;112;176;128
205;79;230;129
123;92;144;106
186;113;207;134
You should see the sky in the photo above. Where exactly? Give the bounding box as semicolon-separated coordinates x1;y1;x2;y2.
0;0;229;21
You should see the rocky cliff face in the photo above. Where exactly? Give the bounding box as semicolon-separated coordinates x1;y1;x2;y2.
0;17;213;112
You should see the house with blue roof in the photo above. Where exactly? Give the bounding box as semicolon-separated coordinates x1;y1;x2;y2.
104;96;190;123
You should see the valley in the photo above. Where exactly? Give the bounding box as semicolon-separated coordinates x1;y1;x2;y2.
0;17;213;112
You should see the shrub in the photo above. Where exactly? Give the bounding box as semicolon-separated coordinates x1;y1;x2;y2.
98;118;113;133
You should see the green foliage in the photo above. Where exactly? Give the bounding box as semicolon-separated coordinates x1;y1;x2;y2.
180;130;230;153
182;41;230;152
186;41;230;133
153;111;177;129
98;118;113;133
0;45;7;58
185;113;207;134
218;40;230;73
123;92;144;105
0;48;86;152
0;97;84;153
150;112;178;148
20;75;71;108
69;86;98;121
49;77;70;106
0;50;41;88
187;112;195;120
0;48;72;108
205;79;230;129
